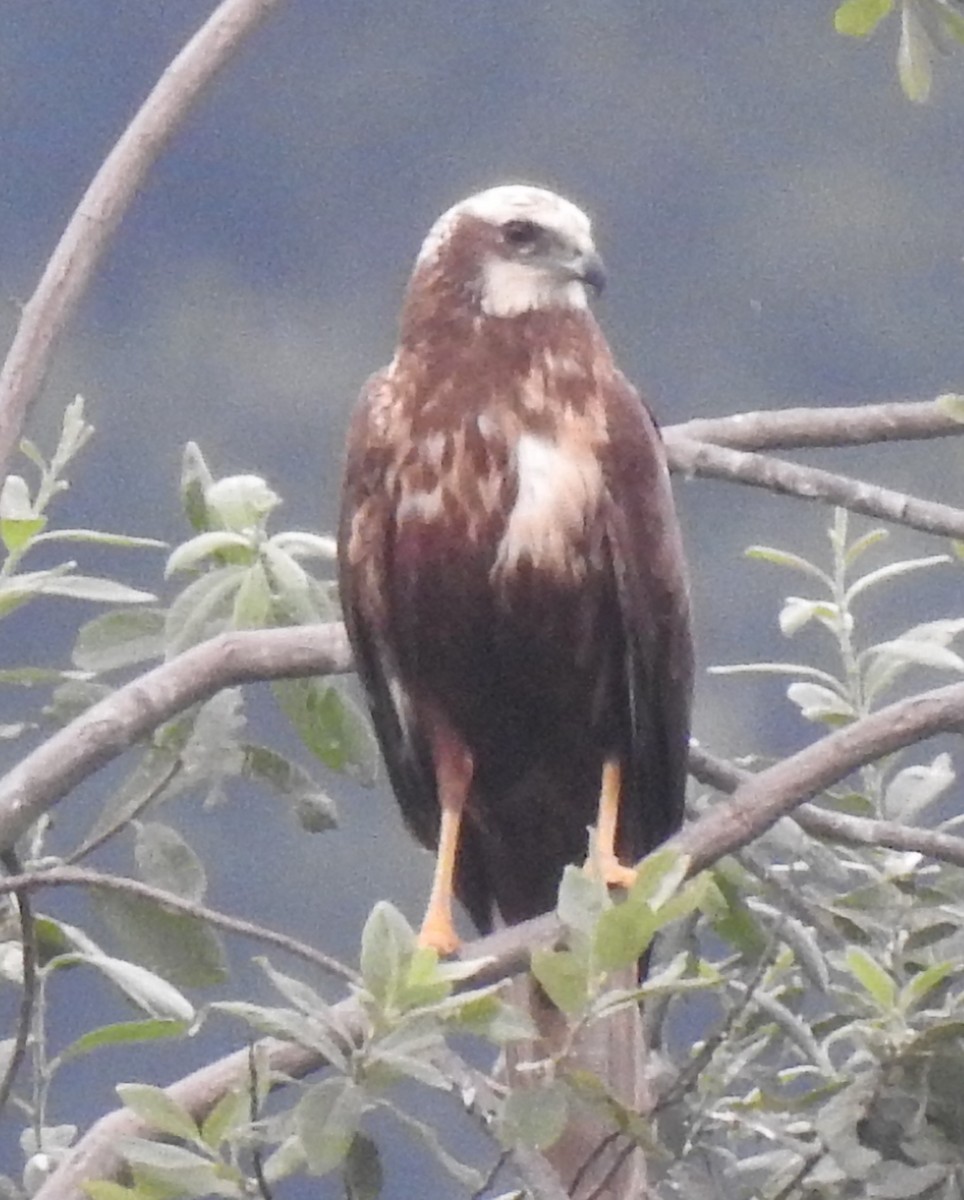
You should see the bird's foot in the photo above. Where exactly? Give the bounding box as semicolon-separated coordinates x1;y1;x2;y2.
587;853;637;891
417;913;461;956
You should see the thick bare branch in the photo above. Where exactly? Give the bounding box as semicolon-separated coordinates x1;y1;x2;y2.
0;0;283;481
665;437;964;541
665;397;963;451
0;623;351;852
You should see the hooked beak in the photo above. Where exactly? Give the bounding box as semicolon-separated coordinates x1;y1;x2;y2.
573;249;606;295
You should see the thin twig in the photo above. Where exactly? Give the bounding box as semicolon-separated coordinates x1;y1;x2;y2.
665;397;963;451
0;849;36;1118
0;865;359;986
665;438;964;541
247;1042;272;1200
0;0;283;482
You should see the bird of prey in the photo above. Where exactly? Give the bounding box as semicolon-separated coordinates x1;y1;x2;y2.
339;183;693;1196
339;183;691;951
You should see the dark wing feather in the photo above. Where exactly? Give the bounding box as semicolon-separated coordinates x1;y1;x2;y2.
337;371;439;849
600;372;693;857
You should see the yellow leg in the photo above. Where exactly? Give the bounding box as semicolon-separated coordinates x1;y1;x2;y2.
418;727;472;955
419;798;464;954
589;759;636;889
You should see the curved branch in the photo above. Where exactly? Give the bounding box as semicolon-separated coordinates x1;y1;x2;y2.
0;0;284;481
689;743;964;868
28;669;964;1199
665;437;964;541
665;397;963;452
0;865;358;984
0;622;351;852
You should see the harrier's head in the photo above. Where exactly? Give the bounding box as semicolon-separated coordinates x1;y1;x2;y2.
414;185;606;318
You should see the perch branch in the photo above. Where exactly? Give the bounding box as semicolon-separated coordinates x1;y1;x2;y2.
26;663;964;1199
0;865;358;985
0;0;283;481
0;622;351;852
665;437;964;541
665;397;963;451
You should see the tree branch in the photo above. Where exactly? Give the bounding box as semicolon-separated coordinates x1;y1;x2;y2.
0;864;358;985
0;623;351;852
0;0;283;482
24;654;964;1199
689;743;964;868
664;397;963;451
665;437;964;541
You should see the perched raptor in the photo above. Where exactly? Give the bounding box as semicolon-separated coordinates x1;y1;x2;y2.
339;183;693;1197
339;184;692;955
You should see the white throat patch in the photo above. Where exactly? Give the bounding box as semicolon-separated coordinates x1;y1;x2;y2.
480;258;589;317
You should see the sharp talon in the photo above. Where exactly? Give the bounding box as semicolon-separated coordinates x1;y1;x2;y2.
418;919;461;955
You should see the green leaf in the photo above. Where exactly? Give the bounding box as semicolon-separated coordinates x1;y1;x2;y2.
200;1090;248;1151
273;678;379;784
296;1078;365;1176
134;822;207;902
594;899;657;971
779;597;840;637
845;555;950;604
787;681;855;724
1;515;47;553
498;1082;569;1150
530;948;589;1014
834;0;893;36
181;442;216;532
53;395;94;473
116;1083;201;1143
884;753;954;820
74;747;181;860
844;527;889;565
73;609;166;672
344;1133;383;1200
118;1138;236;1197
899;961;954;1012
165;531;255;577
78;953;196;1021
846;946;897;1011
745;545;831;585
32;529;165;550
83;1183;142;1200
89;889;227;988
269;531;338;560
360;901;416;1008
378;1099;484;1190
231;561;272;628
256;956;340;1019
556;862;608;936
898;0;933;101
629;845;691;908
41;574;156;604
164;565;245;655
242;744;337;832
61;1019;189;1062
215;1001;350;1069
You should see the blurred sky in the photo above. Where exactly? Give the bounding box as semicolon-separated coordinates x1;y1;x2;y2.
2;2;964;1194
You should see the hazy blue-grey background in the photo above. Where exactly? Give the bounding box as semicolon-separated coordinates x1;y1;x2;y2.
2;2;964;1193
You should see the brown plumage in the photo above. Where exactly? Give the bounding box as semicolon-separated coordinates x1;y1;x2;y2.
338;185;693;1196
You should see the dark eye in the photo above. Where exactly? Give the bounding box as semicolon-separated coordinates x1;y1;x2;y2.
502;219;540;248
